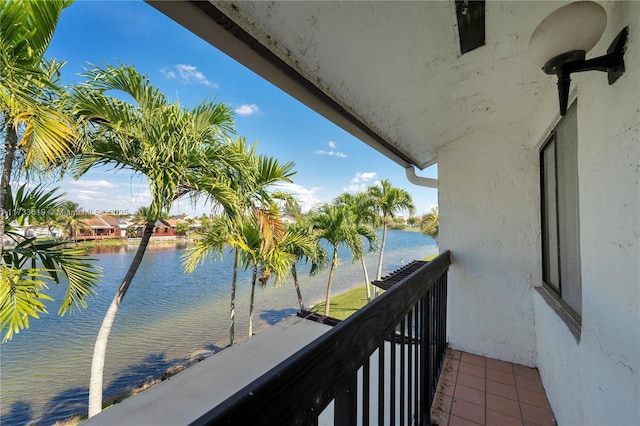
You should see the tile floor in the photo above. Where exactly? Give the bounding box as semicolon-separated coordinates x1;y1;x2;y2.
430;349;556;426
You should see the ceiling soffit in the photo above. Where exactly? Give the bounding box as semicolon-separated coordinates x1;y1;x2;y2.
149;1;562;169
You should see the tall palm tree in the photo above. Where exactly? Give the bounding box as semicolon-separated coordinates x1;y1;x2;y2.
0;0;79;251
71;64;236;417
183;138;295;345
335;192;379;302
312;203;377;316
279;218;327;311
367;179;416;282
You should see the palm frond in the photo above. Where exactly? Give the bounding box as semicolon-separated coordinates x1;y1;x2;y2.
0;265;54;342
181;218;230;273
1;185;102;341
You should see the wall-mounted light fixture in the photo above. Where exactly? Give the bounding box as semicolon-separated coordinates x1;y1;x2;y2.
529;1;628;116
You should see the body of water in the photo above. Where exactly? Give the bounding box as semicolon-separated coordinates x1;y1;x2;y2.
0;230;436;425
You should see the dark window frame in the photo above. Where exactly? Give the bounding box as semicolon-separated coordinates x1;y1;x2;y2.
540;102;582;328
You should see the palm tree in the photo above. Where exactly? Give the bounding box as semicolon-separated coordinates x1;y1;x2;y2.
183;137;295;345
272;190;302;219
420;206;439;243
279;218;327;311
235;206;293;337
71;64;236;417
57;201;88;241
367;179;416;282
183;214;240;345
0;1;101;342
0;0;79;251
335;192;379;302
312;203;377;316
1;185;101;342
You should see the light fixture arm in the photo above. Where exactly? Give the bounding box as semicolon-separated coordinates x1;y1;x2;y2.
542;26;628;115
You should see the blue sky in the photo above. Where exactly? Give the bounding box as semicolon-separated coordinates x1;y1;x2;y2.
46;1;438;217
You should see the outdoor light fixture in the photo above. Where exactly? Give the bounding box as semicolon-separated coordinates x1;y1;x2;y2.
529;1;629;116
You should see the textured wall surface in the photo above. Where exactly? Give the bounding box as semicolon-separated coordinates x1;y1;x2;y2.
440;3;639;423
439;122;539;367
530;2;640;424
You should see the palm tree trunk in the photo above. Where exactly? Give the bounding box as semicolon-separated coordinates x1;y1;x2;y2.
88;221;154;418
361;256;372;302
324;249;338;316
291;264;304;310
0;123;17;258
376;220;388;280
230;248;239;346
249;264;257;337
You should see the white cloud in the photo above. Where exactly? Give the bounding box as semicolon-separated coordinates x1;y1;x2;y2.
61;183;152;215
67;180;118;190
421;203;438;216
234;104;259;116
350;172;377;184
161;64;215;87
124;190;153;208
342;172;379;192
314;140;347;158
159;69;175;79
275;182;323;213
342;183;368;192
314;149;347;158
68;190;100;202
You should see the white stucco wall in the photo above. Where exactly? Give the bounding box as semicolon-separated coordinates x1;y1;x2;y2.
439;123;540;367
439;3;639;422
530;2;640;425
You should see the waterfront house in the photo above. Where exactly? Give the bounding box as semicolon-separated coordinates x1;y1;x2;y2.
87;1;639;424
166;218;189;236
151;219;178;238
76;216;119;240
101;216;124;238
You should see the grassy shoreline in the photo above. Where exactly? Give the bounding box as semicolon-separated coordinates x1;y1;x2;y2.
310;285;368;320
310;252;439;320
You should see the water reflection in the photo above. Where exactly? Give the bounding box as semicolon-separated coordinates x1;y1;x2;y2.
89;241;188;254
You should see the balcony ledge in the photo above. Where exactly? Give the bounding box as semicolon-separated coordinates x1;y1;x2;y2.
83;316;332;425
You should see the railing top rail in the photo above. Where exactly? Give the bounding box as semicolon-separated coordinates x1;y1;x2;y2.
372;259;431;290
193;250;451;426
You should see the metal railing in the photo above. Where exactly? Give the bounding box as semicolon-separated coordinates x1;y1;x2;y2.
192;251;451;426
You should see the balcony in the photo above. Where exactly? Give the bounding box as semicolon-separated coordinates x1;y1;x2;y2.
83;251;555;425
431;350;555;426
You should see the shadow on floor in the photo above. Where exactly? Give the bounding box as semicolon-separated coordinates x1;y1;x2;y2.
259;308;298;325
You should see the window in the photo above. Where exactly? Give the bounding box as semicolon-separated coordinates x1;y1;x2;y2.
540;102;581;323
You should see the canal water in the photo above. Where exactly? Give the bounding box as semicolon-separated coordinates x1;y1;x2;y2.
0;230;436;425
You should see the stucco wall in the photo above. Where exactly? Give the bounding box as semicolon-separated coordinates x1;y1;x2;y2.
439;3;639;422
439;123;539;367
530;2;640;425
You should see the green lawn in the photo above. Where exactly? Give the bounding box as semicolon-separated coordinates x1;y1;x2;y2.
311;286;369;320
312;253;440;320
424;253;438;261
